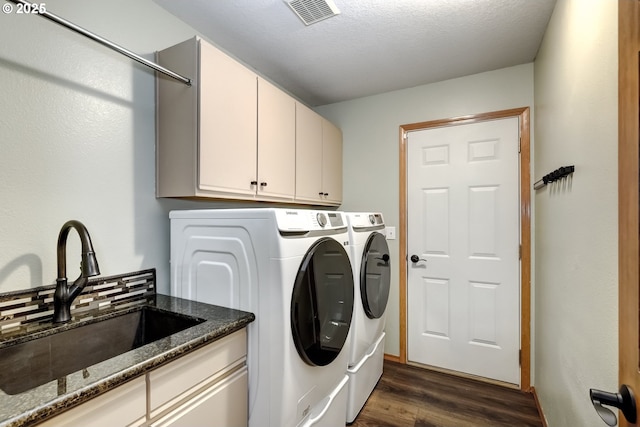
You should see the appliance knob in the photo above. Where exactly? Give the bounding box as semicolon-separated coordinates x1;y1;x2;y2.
317;213;327;227
369;214;375;225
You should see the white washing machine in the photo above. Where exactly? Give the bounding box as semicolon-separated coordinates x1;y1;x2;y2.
344;212;391;423
170;208;355;427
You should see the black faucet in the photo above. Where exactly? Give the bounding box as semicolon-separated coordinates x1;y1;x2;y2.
53;220;100;323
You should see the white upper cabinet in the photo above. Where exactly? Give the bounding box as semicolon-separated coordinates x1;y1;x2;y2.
156;37;258;200
295;102;343;206
156;36;340;206
321;118;343;205
257;77;296;200
198;39;258;198
294;102;323;203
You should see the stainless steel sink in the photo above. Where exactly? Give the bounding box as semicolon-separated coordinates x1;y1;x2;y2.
0;307;205;395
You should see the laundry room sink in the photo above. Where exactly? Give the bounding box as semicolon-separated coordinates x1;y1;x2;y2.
0;307;205;395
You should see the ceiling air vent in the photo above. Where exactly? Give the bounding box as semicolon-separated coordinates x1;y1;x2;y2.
286;0;340;26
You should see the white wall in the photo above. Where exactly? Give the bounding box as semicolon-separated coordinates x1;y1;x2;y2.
0;0;220;294
533;0;618;426
316;64;534;357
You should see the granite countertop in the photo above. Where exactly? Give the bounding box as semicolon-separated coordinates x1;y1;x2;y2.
0;294;255;427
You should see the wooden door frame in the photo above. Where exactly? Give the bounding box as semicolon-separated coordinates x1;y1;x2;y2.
398;107;531;391
619;1;638;426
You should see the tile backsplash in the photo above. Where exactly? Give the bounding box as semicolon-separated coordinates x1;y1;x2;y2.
0;269;156;333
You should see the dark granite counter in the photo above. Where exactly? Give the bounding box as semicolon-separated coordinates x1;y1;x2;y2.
0;294;255;427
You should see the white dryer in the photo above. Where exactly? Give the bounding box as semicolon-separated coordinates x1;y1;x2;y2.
344;212;391;423
170;208;355;427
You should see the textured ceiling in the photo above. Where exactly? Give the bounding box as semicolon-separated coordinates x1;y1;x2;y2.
154;0;556;106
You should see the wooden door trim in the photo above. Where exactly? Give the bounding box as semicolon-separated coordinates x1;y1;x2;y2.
399;107;531;391
619;2;639;426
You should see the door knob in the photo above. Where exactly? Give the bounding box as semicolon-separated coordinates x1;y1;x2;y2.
590;385;636;426
410;254;426;263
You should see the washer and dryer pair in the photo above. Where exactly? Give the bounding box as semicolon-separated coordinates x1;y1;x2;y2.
170;208;390;427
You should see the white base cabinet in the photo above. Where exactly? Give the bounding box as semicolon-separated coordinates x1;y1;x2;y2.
36;330;248;427
37;377;146;427
149;368;247;427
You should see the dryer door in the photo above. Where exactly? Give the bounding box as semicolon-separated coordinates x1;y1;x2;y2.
291;237;354;367
360;232;391;319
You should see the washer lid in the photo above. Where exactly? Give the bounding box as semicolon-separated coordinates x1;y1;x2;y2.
360;232;391;319
291;237;354;366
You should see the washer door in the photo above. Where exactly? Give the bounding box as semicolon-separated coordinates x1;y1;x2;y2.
360;232;391;319
291;237;354;367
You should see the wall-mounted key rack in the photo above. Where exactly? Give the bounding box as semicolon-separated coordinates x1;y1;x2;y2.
534;165;575;190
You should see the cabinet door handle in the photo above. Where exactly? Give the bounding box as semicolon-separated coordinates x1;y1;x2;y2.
323;193;329;196
318;192;324;196
260;182;267;187
250;181;258;186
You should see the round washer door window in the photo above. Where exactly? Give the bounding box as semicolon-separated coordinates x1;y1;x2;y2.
291;237;354;367
360;232;391;319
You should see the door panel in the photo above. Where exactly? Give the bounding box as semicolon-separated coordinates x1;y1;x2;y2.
617;1;640;426
199;40;257;195
291;238;354;366
360;232;391;319
257;77;295;200
406;117;520;385
295;103;323;202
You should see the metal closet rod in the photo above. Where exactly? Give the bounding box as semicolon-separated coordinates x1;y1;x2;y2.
8;0;192;86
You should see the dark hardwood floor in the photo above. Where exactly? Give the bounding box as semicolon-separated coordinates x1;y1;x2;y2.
350;360;543;427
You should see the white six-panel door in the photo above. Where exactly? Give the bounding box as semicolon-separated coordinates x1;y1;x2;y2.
406;117;521;385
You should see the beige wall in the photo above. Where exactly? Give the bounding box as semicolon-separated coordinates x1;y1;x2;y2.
0;0;221;294
533;0;618;425
316;64;534;357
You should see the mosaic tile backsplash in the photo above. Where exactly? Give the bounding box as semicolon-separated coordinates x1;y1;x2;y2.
0;269;156;334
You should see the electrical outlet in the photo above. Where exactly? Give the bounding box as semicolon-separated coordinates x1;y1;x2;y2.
385;226;396;240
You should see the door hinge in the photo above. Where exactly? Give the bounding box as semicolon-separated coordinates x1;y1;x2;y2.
519;244;522;260
518;136;522;153
519;349;522;366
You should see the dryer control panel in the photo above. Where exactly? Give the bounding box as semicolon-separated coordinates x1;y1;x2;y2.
275;209;346;232
347;212;385;231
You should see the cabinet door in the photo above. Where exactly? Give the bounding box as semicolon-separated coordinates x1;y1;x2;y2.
257;78;295;200
149;330;247;417
36;377;146;427
321;119;343;204
150;368;248;427
198;40;258;198
295;103;323;203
